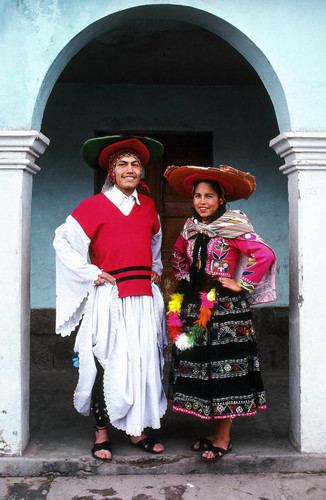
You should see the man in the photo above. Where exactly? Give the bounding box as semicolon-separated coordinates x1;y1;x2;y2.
53;135;167;460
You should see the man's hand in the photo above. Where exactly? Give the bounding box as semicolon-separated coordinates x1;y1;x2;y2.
151;271;161;284
94;271;116;286
218;277;242;292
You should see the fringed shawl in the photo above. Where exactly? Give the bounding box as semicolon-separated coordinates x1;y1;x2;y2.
182;209;277;305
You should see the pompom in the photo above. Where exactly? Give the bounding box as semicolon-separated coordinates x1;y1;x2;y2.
168;325;183;343
167;311;183;327
175;332;192;351
195;307;212;327
191;323;206;341
206;289;216;302
200;290;217;309
168;293;184;313
187;332;195;345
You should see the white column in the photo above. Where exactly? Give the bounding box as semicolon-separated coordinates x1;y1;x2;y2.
270;132;326;453
0;131;49;455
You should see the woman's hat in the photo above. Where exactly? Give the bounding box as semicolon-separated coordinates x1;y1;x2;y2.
164;165;256;201
81;135;164;171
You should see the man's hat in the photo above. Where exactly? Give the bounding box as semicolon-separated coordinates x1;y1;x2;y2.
81;135;164;171
164;165;256;202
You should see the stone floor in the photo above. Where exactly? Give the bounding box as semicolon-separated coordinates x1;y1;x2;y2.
1;472;326;500
1;368;326;477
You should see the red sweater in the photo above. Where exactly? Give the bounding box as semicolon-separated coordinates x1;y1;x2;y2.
72;193;160;298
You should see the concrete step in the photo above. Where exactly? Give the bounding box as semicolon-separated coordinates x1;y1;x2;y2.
0;369;325;477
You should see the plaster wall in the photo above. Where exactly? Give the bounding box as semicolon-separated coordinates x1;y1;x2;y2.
0;169;32;453
1;1;326;131
297;169;326;451
31;83;288;308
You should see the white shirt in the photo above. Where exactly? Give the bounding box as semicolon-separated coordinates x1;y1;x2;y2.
104;184;140;216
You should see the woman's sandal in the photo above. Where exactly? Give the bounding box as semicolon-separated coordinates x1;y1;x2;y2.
191;437;212;451
201;441;232;461
130;437;164;454
91;427;112;461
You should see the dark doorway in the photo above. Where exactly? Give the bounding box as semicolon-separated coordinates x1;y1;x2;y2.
94;132;213;300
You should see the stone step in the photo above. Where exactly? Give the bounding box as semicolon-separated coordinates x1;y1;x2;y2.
1;368;325;477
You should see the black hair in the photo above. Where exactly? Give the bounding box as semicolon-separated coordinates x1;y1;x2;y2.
192;179;227;222
185;180;227;297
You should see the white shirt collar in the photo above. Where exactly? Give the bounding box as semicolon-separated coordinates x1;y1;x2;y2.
106;184;140;206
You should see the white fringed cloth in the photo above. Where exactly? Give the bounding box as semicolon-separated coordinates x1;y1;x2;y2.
53;215;167;436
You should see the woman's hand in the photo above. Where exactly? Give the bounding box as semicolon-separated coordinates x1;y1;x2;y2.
94;271;116;286
218;277;242;292
151;270;161;284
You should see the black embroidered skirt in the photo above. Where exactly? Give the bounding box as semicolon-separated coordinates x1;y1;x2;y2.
168;281;266;420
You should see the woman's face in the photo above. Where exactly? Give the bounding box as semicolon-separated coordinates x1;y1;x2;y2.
193;181;220;222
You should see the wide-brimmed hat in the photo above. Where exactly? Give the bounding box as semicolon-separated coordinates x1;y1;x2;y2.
164;165;256;201
81;135;164;171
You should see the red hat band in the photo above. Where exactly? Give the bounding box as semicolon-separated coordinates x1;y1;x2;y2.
98;139;150;171
183;173;234;197
164;165;256;202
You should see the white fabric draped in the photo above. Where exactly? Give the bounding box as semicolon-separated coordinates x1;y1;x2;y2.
53;215;101;336
53;204;167;435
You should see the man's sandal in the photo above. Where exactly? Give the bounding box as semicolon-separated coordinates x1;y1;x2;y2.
130;437;164;454
201;441;232;461
91;441;112;461
191;437;212;451
91;427;112;461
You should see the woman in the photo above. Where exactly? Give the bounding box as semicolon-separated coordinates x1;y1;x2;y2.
164;164;277;461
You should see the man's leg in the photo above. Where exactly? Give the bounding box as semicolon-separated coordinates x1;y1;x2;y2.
130;434;164;453
91;359;111;460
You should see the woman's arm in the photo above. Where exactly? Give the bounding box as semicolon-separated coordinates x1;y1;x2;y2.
231;235;275;292
170;234;190;280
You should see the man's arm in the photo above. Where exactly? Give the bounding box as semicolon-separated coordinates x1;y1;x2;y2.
151;222;163;284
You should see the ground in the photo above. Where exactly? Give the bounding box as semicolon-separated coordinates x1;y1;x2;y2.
0;473;325;500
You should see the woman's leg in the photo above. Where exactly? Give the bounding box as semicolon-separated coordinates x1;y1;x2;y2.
192;418;232;451
201;418;233;459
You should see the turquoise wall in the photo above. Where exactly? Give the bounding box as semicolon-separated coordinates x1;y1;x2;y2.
1;1;326;131
3;0;325;308
31;83;288;307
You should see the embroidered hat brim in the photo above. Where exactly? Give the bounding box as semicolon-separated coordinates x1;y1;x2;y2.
164;165;256;201
81;135;164;170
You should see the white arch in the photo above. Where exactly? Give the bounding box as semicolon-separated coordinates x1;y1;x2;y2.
32;4;290;131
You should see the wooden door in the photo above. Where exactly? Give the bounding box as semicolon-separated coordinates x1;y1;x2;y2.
94;133;213;301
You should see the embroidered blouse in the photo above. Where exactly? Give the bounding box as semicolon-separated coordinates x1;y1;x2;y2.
171;210;277;302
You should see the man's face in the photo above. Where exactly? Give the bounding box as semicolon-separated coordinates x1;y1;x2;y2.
114;155;142;196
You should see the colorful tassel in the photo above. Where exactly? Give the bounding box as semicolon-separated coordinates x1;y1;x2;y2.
167;311;182;327
166;288;217;350
175;332;193;351
168;325;183;343
167;293;184;313
192;323;206;341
